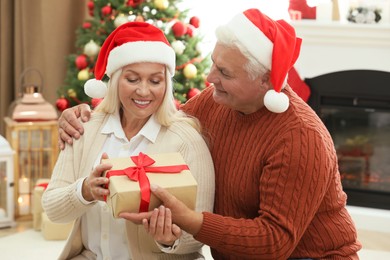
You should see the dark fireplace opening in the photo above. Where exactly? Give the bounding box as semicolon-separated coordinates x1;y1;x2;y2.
305;70;390;210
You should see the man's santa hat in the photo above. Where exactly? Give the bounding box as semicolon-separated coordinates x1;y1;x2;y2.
224;9;302;113
84;22;175;99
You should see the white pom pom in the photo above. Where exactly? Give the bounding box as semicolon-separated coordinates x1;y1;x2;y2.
84;79;107;98
264;89;289;113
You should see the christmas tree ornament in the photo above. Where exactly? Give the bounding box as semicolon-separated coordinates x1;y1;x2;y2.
75;55;88;70
224;9;301;113
187;87;201;99
67;89;77;98
87;1;94;11
189;16;200;28
101;5;112;16
91;98;103;108
154;0;169;10
56;97;70;112
183;63;197;79
114;14;128;27
127;0;144;8
128;14;137;22
174;98;181;109
171;40;185;55
83;22;92;29
77;69;90;81
83;40;100;57
186;24;195;37
172;21;186;38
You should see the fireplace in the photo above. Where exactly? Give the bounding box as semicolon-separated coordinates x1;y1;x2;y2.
305;69;390;210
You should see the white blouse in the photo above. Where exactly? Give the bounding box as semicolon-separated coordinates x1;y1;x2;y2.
76;113;160;260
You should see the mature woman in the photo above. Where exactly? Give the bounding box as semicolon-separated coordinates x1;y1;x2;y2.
42;22;215;260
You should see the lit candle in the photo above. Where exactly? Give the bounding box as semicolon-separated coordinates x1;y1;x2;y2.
18;194;30;215
19;177;30;194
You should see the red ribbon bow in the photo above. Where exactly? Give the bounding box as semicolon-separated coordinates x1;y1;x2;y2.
35;183;49;190
105;152;189;212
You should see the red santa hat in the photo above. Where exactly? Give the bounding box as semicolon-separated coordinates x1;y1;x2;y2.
224;9;302;113
84;22;176;99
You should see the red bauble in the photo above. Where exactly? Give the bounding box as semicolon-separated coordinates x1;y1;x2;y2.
101;5;112;16
75;55;88;70
189;16;200;28
87;1;94;11
174;99;181;110
186;24;195;37
187;88;201;100
91;98;103;108
83;22;92;29
56;98;70;112
127;0;144;8
172;21;187;38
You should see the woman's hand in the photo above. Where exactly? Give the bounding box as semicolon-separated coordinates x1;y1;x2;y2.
142;205;182;246
82;153;112;201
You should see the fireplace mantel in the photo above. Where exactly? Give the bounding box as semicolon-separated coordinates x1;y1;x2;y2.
291;21;390;78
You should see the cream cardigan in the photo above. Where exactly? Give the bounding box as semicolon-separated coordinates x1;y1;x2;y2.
42;113;215;260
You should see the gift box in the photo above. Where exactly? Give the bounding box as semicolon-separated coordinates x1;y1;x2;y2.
41;212;74;240
104;152;197;218
32;178;50;231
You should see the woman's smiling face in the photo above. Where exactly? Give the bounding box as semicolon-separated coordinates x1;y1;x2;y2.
118;62;166;123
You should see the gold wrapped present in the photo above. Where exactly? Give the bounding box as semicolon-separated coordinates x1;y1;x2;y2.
41;212;74;240
104;152;197;218
32;178;50;231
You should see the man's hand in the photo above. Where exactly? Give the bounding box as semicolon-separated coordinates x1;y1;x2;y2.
120;185;204;236
58;104;92;150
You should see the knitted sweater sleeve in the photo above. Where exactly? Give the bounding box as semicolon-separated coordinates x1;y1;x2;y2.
42;114;106;223
195;127;334;259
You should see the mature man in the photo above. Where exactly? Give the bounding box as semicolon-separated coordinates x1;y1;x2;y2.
58;8;361;260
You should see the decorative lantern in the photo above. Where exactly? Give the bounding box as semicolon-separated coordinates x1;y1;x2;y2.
4;68;60;218
0;135;15;228
9;68;58;122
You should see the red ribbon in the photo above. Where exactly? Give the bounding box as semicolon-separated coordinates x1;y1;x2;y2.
105;152;189;212
35;183;49;190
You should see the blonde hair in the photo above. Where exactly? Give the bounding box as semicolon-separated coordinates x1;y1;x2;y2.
94;67;201;132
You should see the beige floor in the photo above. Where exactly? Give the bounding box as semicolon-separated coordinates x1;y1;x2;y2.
1;219;390;252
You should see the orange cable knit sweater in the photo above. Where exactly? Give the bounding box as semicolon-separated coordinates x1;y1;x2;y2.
182;86;362;260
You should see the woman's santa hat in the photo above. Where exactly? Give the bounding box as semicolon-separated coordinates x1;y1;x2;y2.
84;22;175;99
224;9;302;113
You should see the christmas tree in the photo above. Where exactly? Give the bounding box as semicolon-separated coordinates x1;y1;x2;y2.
56;0;210;111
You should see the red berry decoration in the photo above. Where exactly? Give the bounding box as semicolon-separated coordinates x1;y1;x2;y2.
172;21;187;38
56;98;70;112
187;88;201;100
189;16;200;28
75;55;88;70
101;5;112;16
